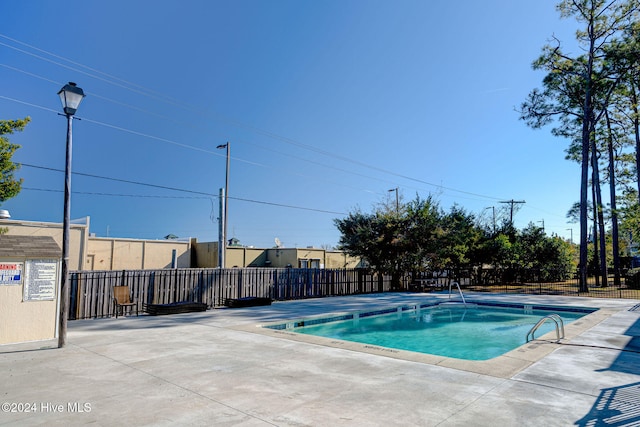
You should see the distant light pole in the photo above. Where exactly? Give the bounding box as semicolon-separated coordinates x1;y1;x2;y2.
388;187;398;213
217;142;230;268
484;206;496;234
567;228;573;244
538;219;545;232
57;82;85;348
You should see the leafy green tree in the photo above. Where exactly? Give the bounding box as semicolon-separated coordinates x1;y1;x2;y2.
0;117;29;204
403;194;443;271
438;205;481;272
618;191;640;255
514;223;575;280
336;194;578;287
335;194;444;288
334;210;398;273
611;19;640;200
482;233;515;268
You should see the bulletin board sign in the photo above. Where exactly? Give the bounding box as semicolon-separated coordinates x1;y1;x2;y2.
0;262;23;285
23;259;58;301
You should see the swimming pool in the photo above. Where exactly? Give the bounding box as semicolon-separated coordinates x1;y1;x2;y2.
265;302;595;360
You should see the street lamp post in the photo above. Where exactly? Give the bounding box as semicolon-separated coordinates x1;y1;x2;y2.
388;187;398;213
216;142;230;268
567;228;573;244
57;82;85;348
483;206;496;234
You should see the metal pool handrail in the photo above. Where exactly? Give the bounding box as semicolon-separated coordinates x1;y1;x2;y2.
526;314;565;343
448;281;466;306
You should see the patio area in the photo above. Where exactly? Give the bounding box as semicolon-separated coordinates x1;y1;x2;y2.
1;293;639;426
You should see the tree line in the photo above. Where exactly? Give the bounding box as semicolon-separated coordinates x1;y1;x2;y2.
519;0;640;291
334;195;575;289
336;1;640;292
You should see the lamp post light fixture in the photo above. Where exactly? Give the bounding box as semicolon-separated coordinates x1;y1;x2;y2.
483;206;496;234
216;142;230;268
57;82;85;348
388;187;399;213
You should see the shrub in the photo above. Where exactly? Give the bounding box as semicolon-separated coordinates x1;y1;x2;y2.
625;268;640;290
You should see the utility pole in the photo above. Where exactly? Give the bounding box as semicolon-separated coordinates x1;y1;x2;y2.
499;199;526;225
216;142;230;268
218;188;225;268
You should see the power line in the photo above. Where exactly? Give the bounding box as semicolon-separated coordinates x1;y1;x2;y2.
23;187;210;200
0;72;431;199
21;163;347;215
0;91;502;203
0;94;59;114
0;33;508;202
0;39;183;106
1;91;505;204
0;93;387;201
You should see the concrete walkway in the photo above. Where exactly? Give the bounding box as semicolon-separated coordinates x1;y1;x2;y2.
1;293;639;426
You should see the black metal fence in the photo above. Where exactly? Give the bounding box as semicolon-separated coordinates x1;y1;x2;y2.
467;276;639;299
419;268;639;299
69;267;640;320
463;267;639;299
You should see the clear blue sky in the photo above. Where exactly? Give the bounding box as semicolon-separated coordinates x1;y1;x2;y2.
1;0;582;248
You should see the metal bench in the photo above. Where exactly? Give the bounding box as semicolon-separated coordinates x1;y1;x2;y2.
224;297;272;308
143;302;207;315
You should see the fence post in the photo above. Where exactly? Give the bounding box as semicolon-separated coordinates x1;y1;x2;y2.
237;269;243;299
271;269;277;300
68;272;78;320
147;271;155;305
173;268;179;303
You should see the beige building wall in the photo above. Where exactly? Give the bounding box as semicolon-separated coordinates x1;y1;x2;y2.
142;239;192;269
2;218;359;271
86;237;192;270
0;235;62;348
2;218;89;271
194;244;269;268
265;248;297;268
264;248;362;269
226;247;267;267
193;241;363;269
193;241;219;268
1;218;191;271
325;251;362;269
294;248;326;268
86;239;113;270
0;284;58;345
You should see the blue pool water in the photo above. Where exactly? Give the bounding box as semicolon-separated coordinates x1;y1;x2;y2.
268;303;594;360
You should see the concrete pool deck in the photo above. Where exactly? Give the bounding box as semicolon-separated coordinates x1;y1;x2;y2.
1;293;639;426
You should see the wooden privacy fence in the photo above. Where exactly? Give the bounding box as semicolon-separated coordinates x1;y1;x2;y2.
68;267;640;320
68;268;398;320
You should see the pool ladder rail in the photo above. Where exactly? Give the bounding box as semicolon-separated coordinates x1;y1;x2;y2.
447;281;467;307
526;314;565;343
